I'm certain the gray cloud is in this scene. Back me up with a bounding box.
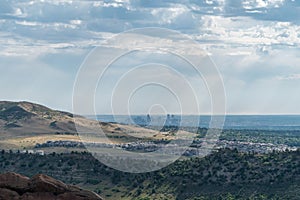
[0,0,300,114]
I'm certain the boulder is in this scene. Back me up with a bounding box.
[0,172,103,200]
[0,172,30,193]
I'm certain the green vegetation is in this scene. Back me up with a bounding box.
[0,148,299,199]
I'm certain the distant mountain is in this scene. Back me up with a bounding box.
[0,172,102,200]
[0,101,165,150]
[0,101,79,135]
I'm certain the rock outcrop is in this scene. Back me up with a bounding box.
[0,172,103,200]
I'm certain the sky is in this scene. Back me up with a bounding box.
[0,0,300,115]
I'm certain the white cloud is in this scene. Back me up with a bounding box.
[151,5,190,24]
[243,0,286,9]
[277,74,300,81]
[194,15,300,55]
[13,7,26,17]
[15,20,40,26]
[70,19,82,25]
[226,51,252,56]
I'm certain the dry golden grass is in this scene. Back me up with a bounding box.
[2,135,80,149]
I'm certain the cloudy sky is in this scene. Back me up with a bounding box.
[1,0,300,114]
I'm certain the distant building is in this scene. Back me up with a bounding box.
[27,150,34,154]
[35,150,45,156]
[20,149,45,156]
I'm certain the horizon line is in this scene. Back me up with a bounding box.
[85,113,300,116]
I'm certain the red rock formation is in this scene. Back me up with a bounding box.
[0,172,103,200]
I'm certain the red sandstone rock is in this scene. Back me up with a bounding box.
[0,172,103,200]
[0,172,30,192]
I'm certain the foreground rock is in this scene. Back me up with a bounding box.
[0,172,103,200]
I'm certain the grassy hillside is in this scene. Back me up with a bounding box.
[0,101,175,151]
[0,148,299,199]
